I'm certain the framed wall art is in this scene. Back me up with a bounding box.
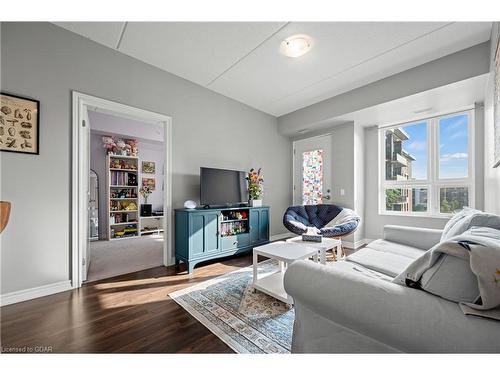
[0,92,40,155]
[142,178,156,190]
[494,36,500,168]
[141,161,156,174]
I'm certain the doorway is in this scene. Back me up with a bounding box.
[72,92,172,288]
[293,135,333,205]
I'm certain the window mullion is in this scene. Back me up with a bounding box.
[430,117,437,215]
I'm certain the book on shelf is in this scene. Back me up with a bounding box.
[110,171,137,186]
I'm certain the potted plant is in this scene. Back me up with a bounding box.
[246,168,263,207]
[139,186,153,216]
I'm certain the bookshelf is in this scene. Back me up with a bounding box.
[106,155,139,240]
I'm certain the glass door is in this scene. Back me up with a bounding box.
[293,135,332,205]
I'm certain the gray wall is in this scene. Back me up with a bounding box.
[484,22,500,215]
[0,22,291,295]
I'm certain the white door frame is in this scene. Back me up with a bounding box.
[71,91,173,288]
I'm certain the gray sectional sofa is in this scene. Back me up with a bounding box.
[284,224,500,353]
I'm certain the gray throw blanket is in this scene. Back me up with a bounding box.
[393,227,500,320]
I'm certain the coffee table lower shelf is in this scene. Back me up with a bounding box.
[252,271,291,305]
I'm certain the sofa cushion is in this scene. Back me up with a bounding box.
[441,207,500,241]
[419,254,479,303]
[346,241,421,277]
[367,239,424,259]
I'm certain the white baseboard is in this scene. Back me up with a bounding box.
[270,233,293,241]
[0,280,73,307]
[342,239,368,249]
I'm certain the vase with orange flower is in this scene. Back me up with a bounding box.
[246,168,264,207]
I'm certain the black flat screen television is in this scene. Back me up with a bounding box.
[200,167,248,207]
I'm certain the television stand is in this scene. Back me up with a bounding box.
[174,205,270,273]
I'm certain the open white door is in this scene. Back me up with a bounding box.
[81,106,90,282]
[293,135,333,205]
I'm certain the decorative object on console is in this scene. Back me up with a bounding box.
[183,200,197,209]
[142,161,156,174]
[247,168,263,207]
[1,92,39,155]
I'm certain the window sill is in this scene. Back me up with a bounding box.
[378,211,452,220]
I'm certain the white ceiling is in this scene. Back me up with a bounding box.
[54,22,492,117]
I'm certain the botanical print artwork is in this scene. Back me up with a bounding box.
[141,161,155,174]
[142,177,155,190]
[0,93,39,154]
[302,149,324,205]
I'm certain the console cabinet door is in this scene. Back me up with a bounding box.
[189,212,220,257]
[258,208,269,242]
[249,209,260,244]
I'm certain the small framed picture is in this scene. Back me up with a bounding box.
[1,92,40,155]
[142,178,156,190]
[142,161,156,174]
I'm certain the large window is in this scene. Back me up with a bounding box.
[380,110,474,216]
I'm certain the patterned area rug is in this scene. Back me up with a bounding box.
[169,260,294,353]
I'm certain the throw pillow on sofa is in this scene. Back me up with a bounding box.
[419,253,479,303]
[441,207,500,241]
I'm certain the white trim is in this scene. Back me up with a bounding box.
[378,108,475,218]
[0,281,72,307]
[72,91,173,289]
[270,233,293,241]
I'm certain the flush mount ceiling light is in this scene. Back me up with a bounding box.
[280,35,313,58]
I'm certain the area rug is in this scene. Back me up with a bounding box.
[169,259,294,353]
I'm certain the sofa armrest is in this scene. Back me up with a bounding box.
[383,225,442,250]
[284,260,500,353]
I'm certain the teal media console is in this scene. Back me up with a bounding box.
[175,206,270,273]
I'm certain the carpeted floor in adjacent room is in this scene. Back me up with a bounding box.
[86,234,164,282]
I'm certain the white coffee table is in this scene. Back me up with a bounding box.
[286,236,343,264]
[252,241,318,306]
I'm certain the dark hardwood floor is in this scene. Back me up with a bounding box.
[1,254,255,353]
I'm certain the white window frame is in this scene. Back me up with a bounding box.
[378,109,475,218]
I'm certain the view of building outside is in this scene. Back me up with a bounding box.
[385,123,427,212]
[384,114,469,214]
